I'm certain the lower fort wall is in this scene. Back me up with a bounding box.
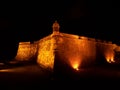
[14,34,118,69]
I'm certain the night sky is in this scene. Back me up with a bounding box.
[0,0,118,60]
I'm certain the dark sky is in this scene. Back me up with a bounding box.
[0,0,115,41]
[0,0,118,60]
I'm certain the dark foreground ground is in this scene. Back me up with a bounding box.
[0,61,120,89]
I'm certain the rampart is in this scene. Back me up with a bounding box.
[14,33,118,70]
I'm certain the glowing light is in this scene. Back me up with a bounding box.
[106,56,115,63]
[73,64,79,70]
[72,62,79,71]
[70,58,80,71]
[0,69,13,72]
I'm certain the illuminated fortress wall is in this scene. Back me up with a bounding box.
[36,35,55,69]
[15,33,118,70]
[53,34,118,69]
[14,21,119,70]
[15,42,37,61]
[54,33,96,68]
[96,41,117,63]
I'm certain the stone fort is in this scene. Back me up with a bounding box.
[14,21,120,70]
